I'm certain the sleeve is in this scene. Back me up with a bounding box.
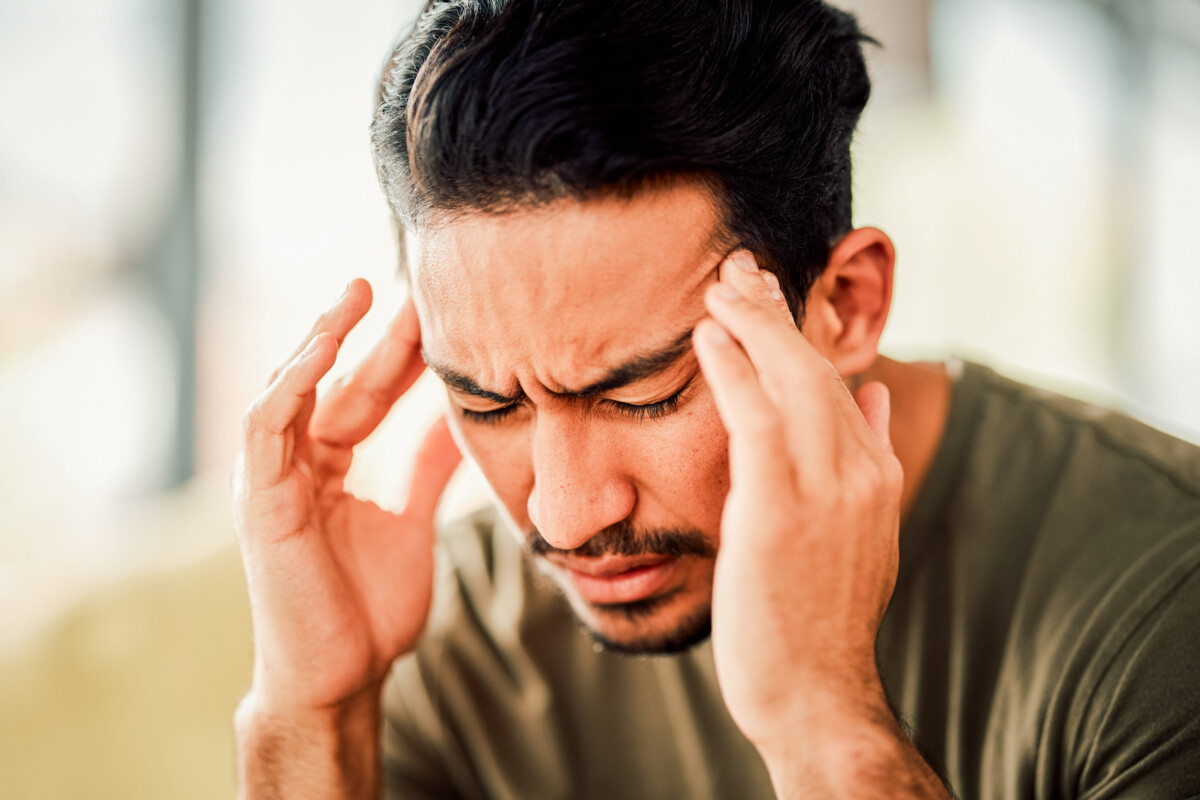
[1074,565,1200,800]
[380,652,462,800]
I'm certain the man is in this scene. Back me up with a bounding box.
[232,1,1200,798]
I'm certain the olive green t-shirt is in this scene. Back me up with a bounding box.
[382,359,1200,799]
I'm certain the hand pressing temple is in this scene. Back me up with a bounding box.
[233,280,460,799]
[696,253,950,799]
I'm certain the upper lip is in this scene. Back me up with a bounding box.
[544,553,673,577]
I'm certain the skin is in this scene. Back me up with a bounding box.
[411,187,730,651]
[233,182,952,798]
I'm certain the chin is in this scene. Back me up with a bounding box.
[569,588,714,656]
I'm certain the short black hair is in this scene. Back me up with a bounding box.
[371,0,874,315]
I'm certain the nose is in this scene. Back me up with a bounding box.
[527,412,636,551]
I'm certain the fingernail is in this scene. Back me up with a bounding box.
[301,335,325,359]
[763,272,785,302]
[328,283,351,310]
[730,251,758,273]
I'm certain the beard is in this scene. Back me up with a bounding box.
[524,519,717,655]
[585,603,713,655]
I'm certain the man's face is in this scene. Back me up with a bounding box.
[411,183,734,654]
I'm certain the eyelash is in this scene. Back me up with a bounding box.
[460,388,685,425]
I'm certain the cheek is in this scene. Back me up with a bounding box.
[631,394,731,526]
[447,412,535,524]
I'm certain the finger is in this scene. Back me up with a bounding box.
[853,380,893,452]
[715,254,854,419]
[713,254,825,376]
[269,278,373,385]
[705,280,840,462]
[309,298,425,448]
[693,320,794,498]
[717,250,797,326]
[714,254,825,404]
[761,271,794,322]
[399,416,463,526]
[713,279,892,459]
[242,333,339,488]
[712,253,891,462]
[715,256,897,464]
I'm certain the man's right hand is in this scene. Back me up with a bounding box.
[232,277,460,728]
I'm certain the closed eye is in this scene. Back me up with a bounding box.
[602,389,683,421]
[459,404,520,425]
[459,386,687,425]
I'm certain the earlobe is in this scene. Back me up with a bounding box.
[818,228,895,377]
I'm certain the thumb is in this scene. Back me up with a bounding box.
[400,415,463,525]
[853,380,893,452]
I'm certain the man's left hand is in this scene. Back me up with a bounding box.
[694,251,926,792]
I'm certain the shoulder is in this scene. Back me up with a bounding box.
[935,362,1200,628]
[955,363,1200,795]
[960,360,1200,503]
[972,362,1200,624]
[941,361,1200,578]
[958,360,1200,637]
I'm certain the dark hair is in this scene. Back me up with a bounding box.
[371,0,874,315]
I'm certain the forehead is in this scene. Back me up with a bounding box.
[409,183,726,393]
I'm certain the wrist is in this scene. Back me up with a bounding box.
[751,681,950,800]
[244,673,386,726]
[751,672,893,765]
[235,688,383,800]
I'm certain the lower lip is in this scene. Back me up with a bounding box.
[561,558,680,605]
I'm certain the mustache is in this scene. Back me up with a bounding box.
[525,519,717,560]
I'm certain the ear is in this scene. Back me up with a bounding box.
[801,227,895,377]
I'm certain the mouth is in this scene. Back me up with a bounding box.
[545,553,681,605]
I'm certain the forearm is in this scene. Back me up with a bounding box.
[235,688,383,800]
[757,688,952,800]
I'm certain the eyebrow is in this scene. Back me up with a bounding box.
[422,327,696,404]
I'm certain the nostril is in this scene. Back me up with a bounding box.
[526,485,543,531]
[529,420,638,549]
[527,478,637,553]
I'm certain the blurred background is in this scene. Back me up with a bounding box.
[0,0,1197,796]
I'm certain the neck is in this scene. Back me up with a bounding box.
[855,356,952,523]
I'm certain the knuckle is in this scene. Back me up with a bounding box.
[883,458,905,502]
[883,454,904,488]
[361,377,397,410]
[740,406,783,441]
[242,397,270,438]
[852,454,903,510]
[798,484,837,518]
[839,457,883,504]
[758,369,788,404]
[740,293,776,323]
[266,352,299,392]
[862,458,889,495]
[327,373,351,394]
[309,308,340,340]
[307,310,332,338]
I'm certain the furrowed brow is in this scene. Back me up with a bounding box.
[421,350,522,404]
[567,328,695,397]
[421,327,695,404]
